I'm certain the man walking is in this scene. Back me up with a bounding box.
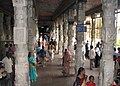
[89,46,95,70]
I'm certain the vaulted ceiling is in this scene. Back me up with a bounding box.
[0,0,101,26]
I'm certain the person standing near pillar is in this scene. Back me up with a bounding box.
[95,44,101,68]
[48,39,55,61]
[85,41,89,59]
[73,67,87,86]
[28,52,37,83]
[62,49,71,76]
[89,46,95,70]
[2,52,13,86]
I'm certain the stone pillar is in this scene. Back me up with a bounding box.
[5,15,12,40]
[56,22,59,54]
[91,14,95,46]
[58,18,64,55]
[28,0,36,52]
[34,18,39,45]
[12,0,30,86]
[51,23,56,40]
[75,1,86,72]
[99,0,116,86]
[0,13,5,57]
[67,9,75,58]
[63,13,68,50]
[0,13,5,41]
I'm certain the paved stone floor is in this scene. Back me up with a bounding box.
[31,54,99,86]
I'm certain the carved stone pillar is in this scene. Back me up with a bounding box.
[75,2,86,72]
[99,0,116,86]
[58,18,64,55]
[0,13,5,57]
[63,13,68,50]
[12,0,30,86]
[28,0,36,52]
[67,9,75,58]
[0,13,5,41]
[55,21,59,54]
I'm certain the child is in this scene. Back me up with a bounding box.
[86,75,96,86]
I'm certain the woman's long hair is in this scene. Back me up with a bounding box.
[77,67,85,76]
[28,52,32,58]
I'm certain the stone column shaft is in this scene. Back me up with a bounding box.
[58,19,63,54]
[12,0,30,86]
[99,0,116,86]
[67,9,75,57]
[63,21,68,49]
[0,13,5,57]
[75,2,85,71]
[0,13,5,40]
[54,21,59,54]
[28,0,36,52]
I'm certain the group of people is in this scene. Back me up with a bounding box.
[73,67,96,86]
[28,45,47,83]
[73,67,120,86]
[0,43,16,86]
[48,39,57,61]
[84,41,102,70]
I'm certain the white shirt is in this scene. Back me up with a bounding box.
[95,47,101,56]
[89,49,95,59]
[2,57,13,73]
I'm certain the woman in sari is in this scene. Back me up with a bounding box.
[73,67,87,86]
[28,52,37,83]
[62,49,71,76]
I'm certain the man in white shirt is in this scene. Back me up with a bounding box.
[89,46,95,70]
[2,52,13,86]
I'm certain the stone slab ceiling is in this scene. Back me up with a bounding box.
[0,0,101,24]
[38,0,101,25]
[36,0,63,21]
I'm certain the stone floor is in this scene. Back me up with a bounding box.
[31,54,99,86]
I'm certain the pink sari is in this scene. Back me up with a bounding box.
[62,50,70,76]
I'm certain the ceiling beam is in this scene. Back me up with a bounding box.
[53,0,76,20]
[85,4,102,16]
